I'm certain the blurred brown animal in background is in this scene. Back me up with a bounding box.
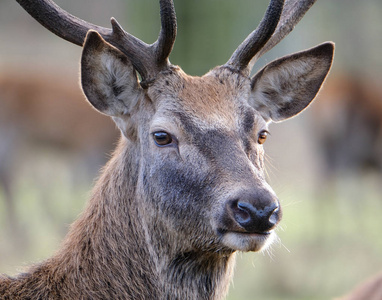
[339,272,382,300]
[313,73,382,179]
[0,68,118,245]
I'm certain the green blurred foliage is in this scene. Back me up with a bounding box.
[125,0,269,75]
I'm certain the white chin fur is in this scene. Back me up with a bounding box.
[221,231,277,252]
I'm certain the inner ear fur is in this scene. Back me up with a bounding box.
[250,42,334,122]
[81,30,142,117]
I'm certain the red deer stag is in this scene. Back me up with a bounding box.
[0,0,334,299]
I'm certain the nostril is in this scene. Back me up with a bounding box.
[234,201,260,229]
[230,200,251,224]
[236,201,258,221]
[269,206,280,225]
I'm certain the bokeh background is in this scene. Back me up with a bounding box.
[1,0,382,299]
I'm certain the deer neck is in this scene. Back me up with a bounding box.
[43,139,157,298]
[161,251,236,300]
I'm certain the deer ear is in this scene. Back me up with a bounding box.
[250,42,334,122]
[81,30,142,117]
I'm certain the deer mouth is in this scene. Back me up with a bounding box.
[218,229,276,252]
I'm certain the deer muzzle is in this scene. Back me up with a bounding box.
[218,188,282,252]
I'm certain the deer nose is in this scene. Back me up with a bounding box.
[227,192,281,234]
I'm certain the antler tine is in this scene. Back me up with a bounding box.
[225,0,284,74]
[16,0,177,84]
[254,0,317,60]
[155,0,177,66]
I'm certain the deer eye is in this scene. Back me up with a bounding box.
[257,130,269,145]
[153,131,173,146]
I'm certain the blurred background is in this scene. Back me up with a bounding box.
[0,0,381,299]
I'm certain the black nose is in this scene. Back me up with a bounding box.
[227,192,281,233]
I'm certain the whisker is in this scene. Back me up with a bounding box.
[264,153,278,179]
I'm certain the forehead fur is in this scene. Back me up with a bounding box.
[148,67,253,131]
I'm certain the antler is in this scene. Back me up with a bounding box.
[255,0,317,59]
[226,0,284,73]
[226,0,317,75]
[15,0,177,85]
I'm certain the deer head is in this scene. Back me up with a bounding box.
[16,0,333,254]
[10,1,333,298]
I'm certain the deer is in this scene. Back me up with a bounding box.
[0,0,334,299]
